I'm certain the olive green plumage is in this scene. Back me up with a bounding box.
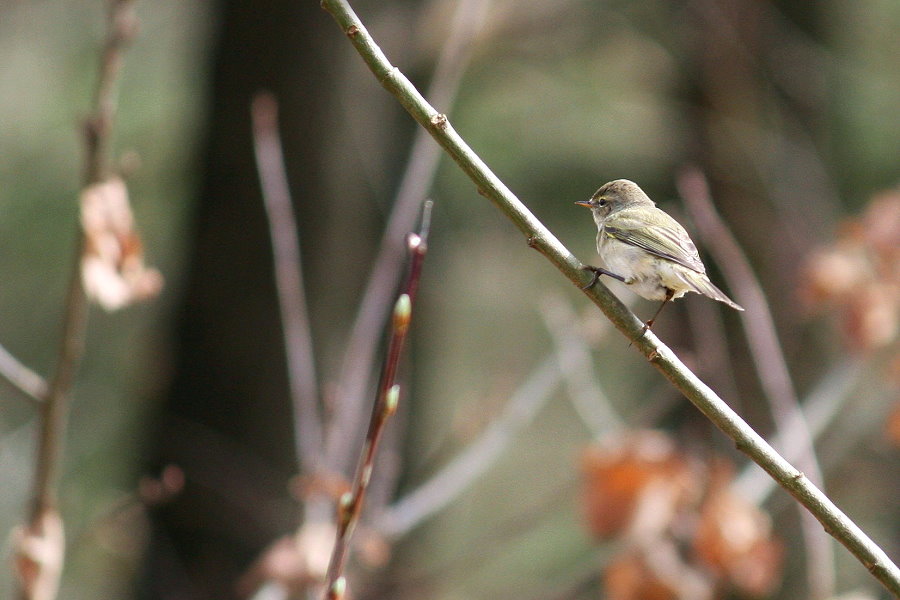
[576,179,743,326]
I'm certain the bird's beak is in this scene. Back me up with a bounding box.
[574,199,594,208]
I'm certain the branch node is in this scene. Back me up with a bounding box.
[429,113,448,130]
[346,24,359,38]
[526,235,538,248]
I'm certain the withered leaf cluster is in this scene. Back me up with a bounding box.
[79,177,162,311]
[581,430,782,600]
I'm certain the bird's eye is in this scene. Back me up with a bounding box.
[597,199,607,207]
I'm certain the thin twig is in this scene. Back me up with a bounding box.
[17,2,137,599]
[683,285,741,403]
[0,343,47,402]
[375,299,626,539]
[326,0,490,476]
[677,168,834,599]
[318,2,900,594]
[374,354,560,539]
[733,358,864,503]
[321,201,432,600]
[251,92,323,475]
[540,294,625,438]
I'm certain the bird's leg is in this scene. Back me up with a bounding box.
[642,288,675,334]
[581,265,626,290]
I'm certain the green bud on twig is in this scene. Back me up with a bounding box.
[337,492,354,528]
[393,294,411,333]
[329,576,346,600]
[384,384,400,416]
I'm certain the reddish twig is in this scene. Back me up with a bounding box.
[321,201,432,600]
[251,92,324,475]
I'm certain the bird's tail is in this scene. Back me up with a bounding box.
[685,273,744,311]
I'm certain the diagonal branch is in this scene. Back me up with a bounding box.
[318,1,900,595]
[31,0,135,534]
[0,343,47,402]
[375,355,560,539]
[326,0,490,476]
[540,294,625,438]
[251,92,323,475]
[677,167,834,599]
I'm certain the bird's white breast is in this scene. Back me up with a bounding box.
[597,229,691,301]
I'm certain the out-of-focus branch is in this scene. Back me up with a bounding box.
[0,343,47,402]
[326,0,490,476]
[16,2,137,599]
[684,290,741,402]
[319,1,900,594]
[375,355,559,539]
[540,294,624,438]
[677,168,834,599]
[376,297,624,539]
[734,358,864,503]
[321,202,432,600]
[251,92,323,475]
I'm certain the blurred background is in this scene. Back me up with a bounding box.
[0,0,897,599]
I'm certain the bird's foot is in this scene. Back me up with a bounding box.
[580,265,626,290]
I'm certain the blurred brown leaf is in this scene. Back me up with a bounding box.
[13,508,64,600]
[800,189,900,352]
[604,547,714,600]
[80,177,163,311]
[692,464,783,598]
[582,436,783,599]
[580,430,697,540]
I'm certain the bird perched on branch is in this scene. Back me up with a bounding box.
[576,179,743,330]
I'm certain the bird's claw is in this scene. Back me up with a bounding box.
[581,266,602,290]
[580,265,626,290]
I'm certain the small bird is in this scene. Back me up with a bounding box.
[576,179,743,330]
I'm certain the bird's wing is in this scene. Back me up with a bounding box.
[603,208,706,273]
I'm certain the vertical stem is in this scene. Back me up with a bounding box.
[321,202,432,599]
[18,3,137,599]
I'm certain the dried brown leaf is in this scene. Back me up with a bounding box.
[80,178,162,310]
[692,469,783,598]
[13,508,65,600]
[580,430,697,540]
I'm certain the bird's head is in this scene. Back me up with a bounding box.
[575,179,654,218]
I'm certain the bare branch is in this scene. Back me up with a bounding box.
[319,1,900,594]
[677,168,834,599]
[0,343,47,402]
[321,201,432,600]
[376,295,628,539]
[251,91,323,475]
[540,294,625,438]
[326,0,490,476]
[16,2,137,599]
[733,358,864,502]
[375,354,560,539]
